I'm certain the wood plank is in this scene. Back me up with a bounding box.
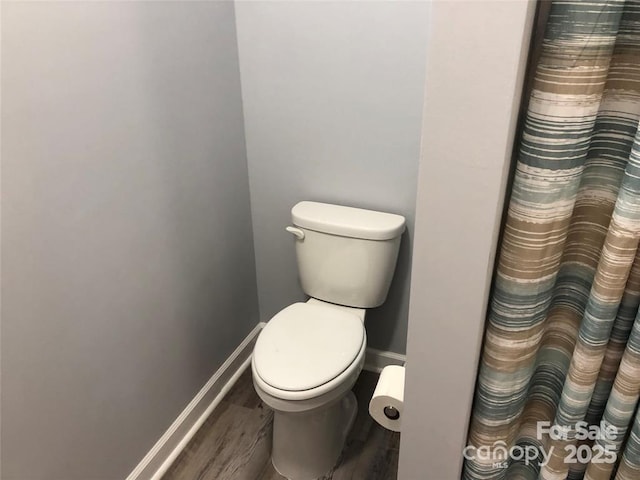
[163,369,399,480]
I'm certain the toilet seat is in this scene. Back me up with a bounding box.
[252,302,366,401]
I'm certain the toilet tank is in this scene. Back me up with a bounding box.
[289,201,406,308]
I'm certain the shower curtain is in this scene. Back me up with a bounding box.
[463,1,640,480]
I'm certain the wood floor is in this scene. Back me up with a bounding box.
[163,369,400,480]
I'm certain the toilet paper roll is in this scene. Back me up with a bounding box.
[369,365,405,432]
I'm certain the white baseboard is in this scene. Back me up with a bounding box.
[364,347,406,373]
[126,322,265,480]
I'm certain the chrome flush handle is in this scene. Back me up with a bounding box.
[285,226,305,240]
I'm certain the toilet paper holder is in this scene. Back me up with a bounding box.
[383,405,400,420]
[369,363,405,432]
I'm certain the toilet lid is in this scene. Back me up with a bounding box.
[253,302,365,392]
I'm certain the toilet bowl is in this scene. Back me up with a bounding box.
[251,300,366,480]
[251,201,405,480]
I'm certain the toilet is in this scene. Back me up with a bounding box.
[251,201,405,480]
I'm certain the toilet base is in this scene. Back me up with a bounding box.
[271,391,358,480]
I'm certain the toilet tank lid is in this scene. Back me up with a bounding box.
[291,201,406,241]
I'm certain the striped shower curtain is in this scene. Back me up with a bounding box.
[463,1,640,480]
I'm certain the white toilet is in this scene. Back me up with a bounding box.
[251,201,405,480]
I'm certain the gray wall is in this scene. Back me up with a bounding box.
[235,1,429,353]
[1,2,258,479]
[398,1,536,478]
